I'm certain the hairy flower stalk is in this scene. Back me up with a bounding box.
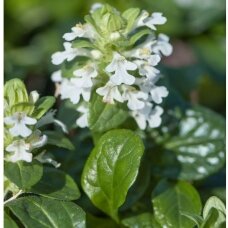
[51,3,173,129]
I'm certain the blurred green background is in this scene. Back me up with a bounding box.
[4,0,225,113]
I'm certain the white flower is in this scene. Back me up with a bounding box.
[131,103,164,129]
[91,50,102,59]
[106,52,137,85]
[122,85,148,110]
[143,13,167,30]
[148,106,164,128]
[96,81,123,104]
[51,42,89,65]
[76,105,89,128]
[135,11,166,30]
[73,63,98,87]
[28,130,48,149]
[63,23,95,41]
[51,70,62,82]
[151,34,173,56]
[150,86,169,104]
[6,140,32,163]
[29,91,39,103]
[60,79,91,104]
[4,112,37,138]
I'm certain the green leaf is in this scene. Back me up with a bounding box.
[7,196,86,228]
[72,39,96,49]
[203,196,226,218]
[4,212,19,228]
[181,212,203,227]
[129,28,152,46]
[152,180,202,228]
[201,208,225,228]
[122,213,161,228]
[44,130,75,150]
[81,129,144,222]
[151,106,225,180]
[122,8,140,32]
[4,79,28,107]
[30,167,80,201]
[87,214,119,228]
[88,93,128,133]
[10,102,35,116]
[33,96,55,119]
[4,161,43,190]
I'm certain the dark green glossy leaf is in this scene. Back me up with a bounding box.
[152,180,202,228]
[44,130,75,150]
[122,213,161,228]
[30,167,80,201]
[181,212,203,227]
[4,161,43,190]
[81,129,144,222]
[7,196,86,228]
[151,106,225,180]
[86,214,119,228]
[88,93,128,133]
[4,212,18,228]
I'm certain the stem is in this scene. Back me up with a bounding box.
[4,190,23,205]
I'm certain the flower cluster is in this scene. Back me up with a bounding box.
[51,3,172,129]
[4,80,50,163]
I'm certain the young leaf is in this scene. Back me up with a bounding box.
[129,28,152,46]
[4,79,28,107]
[33,96,56,119]
[44,130,75,150]
[4,212,19,228]
[122,8,140,32]
[72,39,95,49]
[4,161,43,190]
[152,180,202,228]
[151,106,225,180]
[81,129,144,222]
[7,196,86,228]
[88,93,128,133]
[122,213,160,228]
[30,167,80,201]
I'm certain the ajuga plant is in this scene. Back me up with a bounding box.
[4,3,226,228]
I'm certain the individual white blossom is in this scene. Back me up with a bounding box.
[4,112,37,138]
[135,11,167,30]
[51,42,89,65]
[28,130,48,149]
[150,86,169,104]
[76,104,89,128]
[73,63,98,87]
[63,23,95,41]
[90,3,104,13]
[131,103,164,129]
[51,70,62,82]
[60,79,91,104]
[6,140,32,163]
[152,34,173,56]
[143,13,167,30]
[96,81,123,104]
[106,52,137,85]
[122,85,148,110]
[29,91,39,103]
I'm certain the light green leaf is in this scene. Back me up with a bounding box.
[4,79,28,107]
[7,196,86,228]
[72,39,96,49]
[181,212,203,227]
[122,8,140,32]
[152,180,202,228]
[81,129,144,222]
[33,96,56,119]
[4,161,43,190]
[30,167,80,201]
[44,130,75,150]
[122,213,161,228]
[129,28,152,46]
[88,93,128,133]
[151,106,225,180]
[10,102,35,116]
[203,196,226,218]
[4,212,19,228]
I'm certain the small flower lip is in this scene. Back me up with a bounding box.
[4,112,37,138]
